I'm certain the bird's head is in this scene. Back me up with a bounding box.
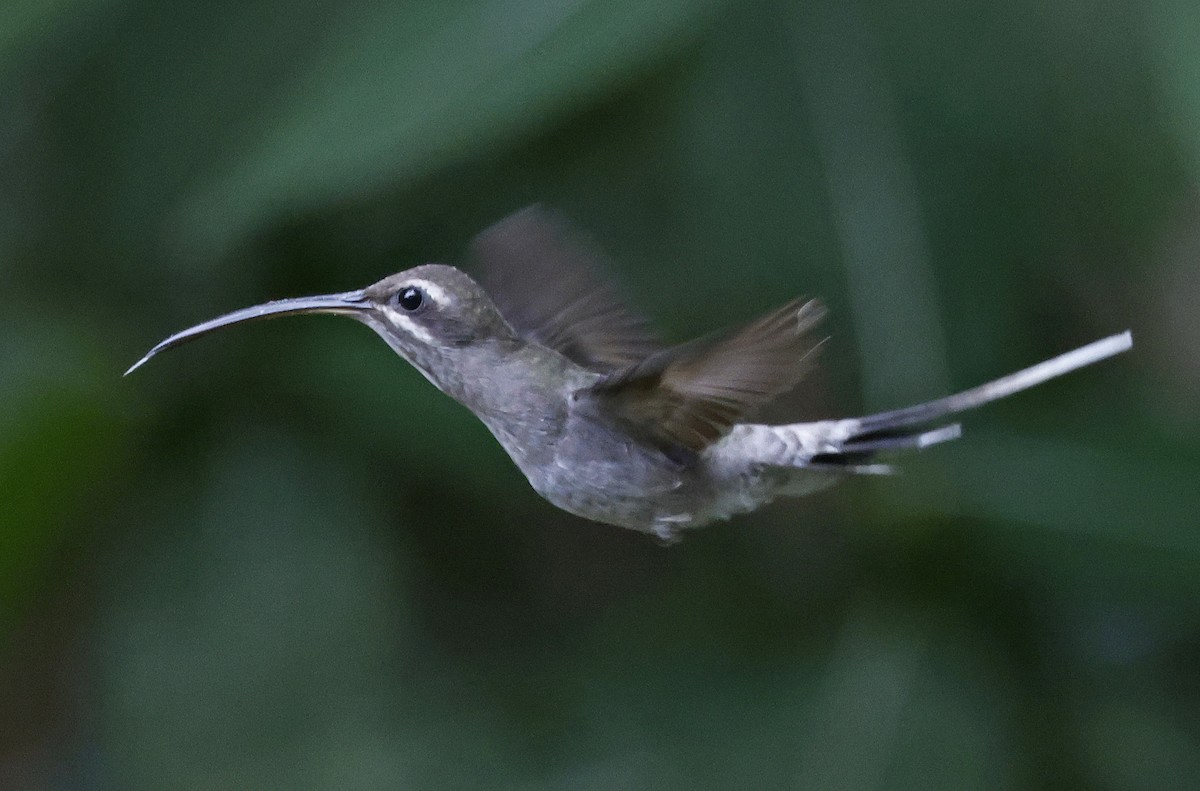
[126,264,520,393]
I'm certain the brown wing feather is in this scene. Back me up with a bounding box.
[470,206,661,370]
[586,298,827,453]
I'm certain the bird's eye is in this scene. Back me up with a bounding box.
[397,286,424,311]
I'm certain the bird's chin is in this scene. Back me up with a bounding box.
[353,314,448,388]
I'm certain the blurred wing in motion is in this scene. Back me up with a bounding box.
[584,298,827,455]
[471,205,662,370]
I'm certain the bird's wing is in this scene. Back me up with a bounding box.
[470,205,662,371]
[581,298,827,455]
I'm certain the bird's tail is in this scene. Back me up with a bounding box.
[756,331,1132,478]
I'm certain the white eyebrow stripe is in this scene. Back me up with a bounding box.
[377,304,435,343]
[407,278,451,305]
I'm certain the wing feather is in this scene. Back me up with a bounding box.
[471,206,661,370]
[585,298,827,454]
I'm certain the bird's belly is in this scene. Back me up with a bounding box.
[533,455,785,535]
[514,428,703,531]
[527,458,687,532]
[486,417,774,534]
[532,466,784,536]
[478,417,676,531]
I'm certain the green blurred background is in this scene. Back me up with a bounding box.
[2,0,1198,788]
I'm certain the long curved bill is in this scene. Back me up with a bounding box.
[124,290,371,376]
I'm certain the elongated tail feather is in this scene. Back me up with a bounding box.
[798,330,1132,472]
[840,423,962,454]
[853,331,1132,436]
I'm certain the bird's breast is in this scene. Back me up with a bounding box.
[522,414,699,530]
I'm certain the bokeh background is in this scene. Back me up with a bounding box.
[2,0,1198,788]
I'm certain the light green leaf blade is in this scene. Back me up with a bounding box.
[174,0,732,255]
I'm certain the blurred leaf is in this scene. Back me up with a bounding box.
[97,429,418,789]
[0,316,128,624]
[939,430,1200,555]
[0,0,122,63]
[792,602,1022,791]
[174,0,731,257]
[1150,0,1200,182]
[1081,699,1200,791]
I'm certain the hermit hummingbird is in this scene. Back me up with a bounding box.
[127,207,1133,541]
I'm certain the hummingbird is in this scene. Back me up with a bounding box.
[127,207,1133,542]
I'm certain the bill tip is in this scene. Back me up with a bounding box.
[124,353,152,377]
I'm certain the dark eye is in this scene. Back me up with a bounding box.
[397,286,424,311]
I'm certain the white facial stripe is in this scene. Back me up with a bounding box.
[378,304,435,343]
[406,278,451,305]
